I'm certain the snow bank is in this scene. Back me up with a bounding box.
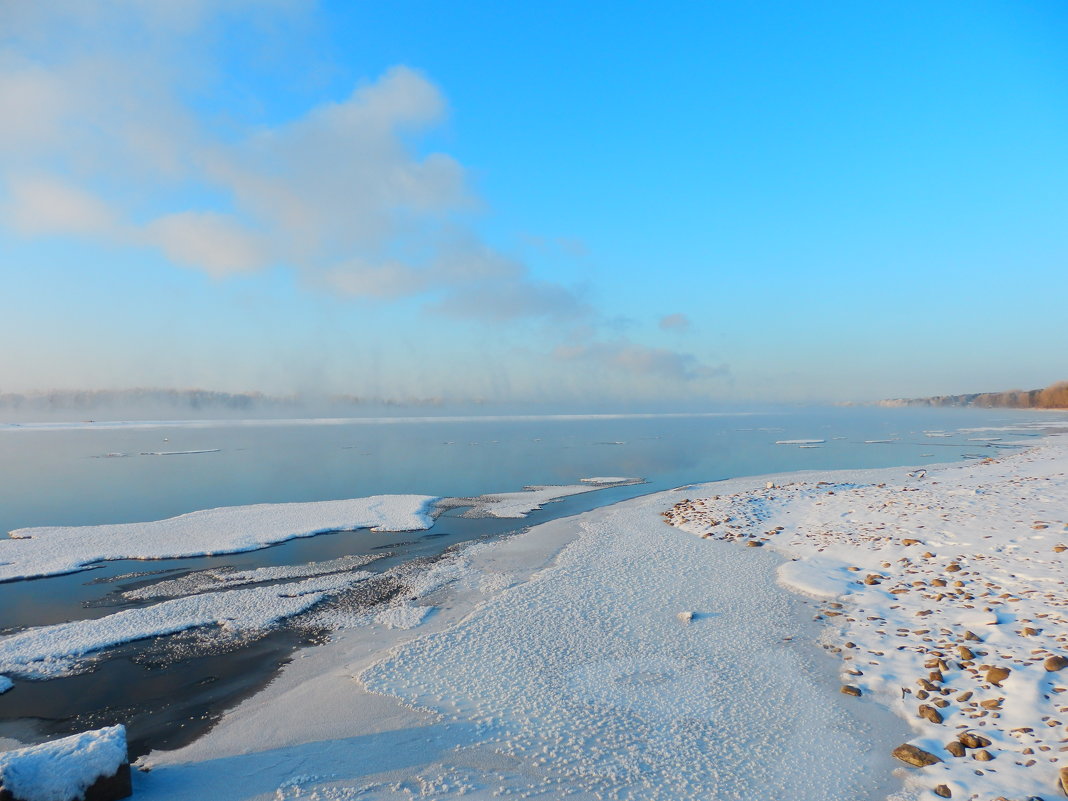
[0,725,127,801]
[776,558,851,600]
[0,495,437,581]
[0,675,10,694]
[0,573,368,678]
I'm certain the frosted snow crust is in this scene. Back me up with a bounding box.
[0,495,437,581]
[0,725,126,801]
[360,496,897,800]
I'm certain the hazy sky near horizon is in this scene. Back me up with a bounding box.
[2,1,1067,404]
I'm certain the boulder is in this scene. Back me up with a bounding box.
[918,704,943,724]
[1044,655,1068,672]
[985,666,1011,686]
[892,743,942,767]
[958,731,991,749]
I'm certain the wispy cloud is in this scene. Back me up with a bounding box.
[0,1,725,393]
[658,313,692,333]
[553,341,728,383]
[0,9,575,321]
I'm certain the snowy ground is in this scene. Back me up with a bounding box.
[134,483,910,800]
[666,432,1068,800]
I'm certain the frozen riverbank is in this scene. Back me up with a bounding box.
[666,433,1068,800]
[6,414,1063,799]
[137,483,915,799]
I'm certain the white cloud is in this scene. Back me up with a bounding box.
[3,175,119,237]
[320,259,429,299]
[0,3,719,400]
[144,212,268,277]
[0,11,582,322]
[659,312,691,332]
[553,340,728,383]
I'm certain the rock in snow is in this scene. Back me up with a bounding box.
[891,743,942,767]
[0,726,130,801]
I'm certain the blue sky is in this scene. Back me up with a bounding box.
[2,1,1066,404]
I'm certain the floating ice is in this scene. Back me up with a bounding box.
[457,478,642,518]
[0,495,437,582]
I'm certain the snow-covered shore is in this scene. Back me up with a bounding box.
[135,483,917,799]
[666,433,1068,800]
[10,430,1064,799]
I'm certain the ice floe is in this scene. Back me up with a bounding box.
[450,478,642,518]
[0,495,437,582]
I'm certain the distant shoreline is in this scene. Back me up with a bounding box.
[879,380,1068,410]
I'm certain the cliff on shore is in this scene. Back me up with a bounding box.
[879,380,1068,409]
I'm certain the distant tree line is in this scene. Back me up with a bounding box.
[880,381,1068,409]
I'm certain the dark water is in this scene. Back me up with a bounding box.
[0,406,1064,756]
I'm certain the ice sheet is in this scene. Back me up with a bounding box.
[0,495,437,581]
[458,478,641,518]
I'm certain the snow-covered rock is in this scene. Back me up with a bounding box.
[0,725,130,801]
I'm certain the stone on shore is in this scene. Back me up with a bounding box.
[892,743,942,767]
[1044,655,1068,672]
[985,666,1011,686]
